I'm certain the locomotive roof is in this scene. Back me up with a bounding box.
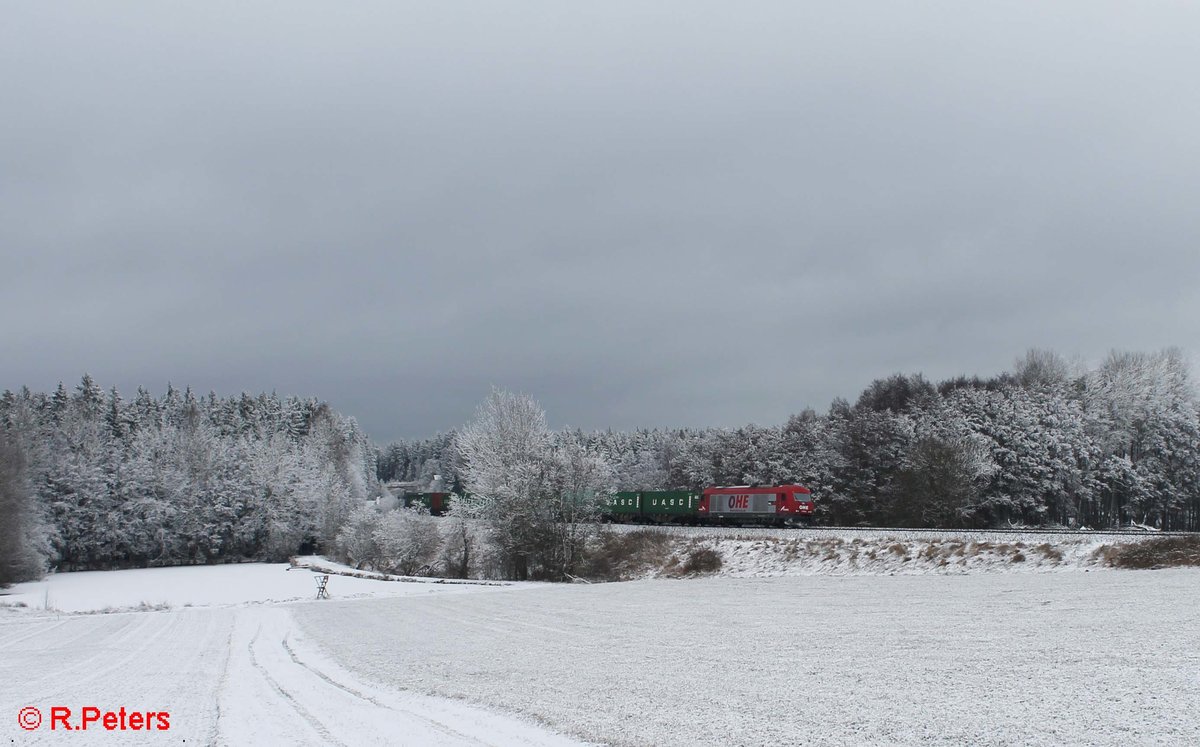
[705,483,810,492]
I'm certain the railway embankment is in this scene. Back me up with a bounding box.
[590,528,1200,580]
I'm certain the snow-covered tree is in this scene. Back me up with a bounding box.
[825,400,915,525]
[541,439,610,578]
[455,388,551,579]
[0,432,51,584]
[455,388,611,580]
[892,397,997,527]
[372,507,441,576]
[1083,348,1199,528]
[1013,348,1075,390]
[780,409,838,501]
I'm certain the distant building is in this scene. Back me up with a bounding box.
[384,479,424,494]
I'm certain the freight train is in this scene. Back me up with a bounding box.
[402,484,815,526]
[603,484,815,526]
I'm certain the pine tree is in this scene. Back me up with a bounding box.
[0,432,51,584]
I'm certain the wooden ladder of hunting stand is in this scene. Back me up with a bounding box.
[314,574,330,600]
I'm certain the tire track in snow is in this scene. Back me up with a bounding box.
[279,633,490,747]
[244,622,348,747]
[208,625,236,746]
[221,606,586,746]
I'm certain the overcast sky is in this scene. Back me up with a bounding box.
[2,2,1198,443]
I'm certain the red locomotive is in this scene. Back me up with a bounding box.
[699,484,815,525]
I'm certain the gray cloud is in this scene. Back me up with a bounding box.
[3,2,1199,441]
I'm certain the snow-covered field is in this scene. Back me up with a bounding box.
[0,564,580,746]
[4,561,1198,746]
[297,569,1200,746]
[0,561,500,614]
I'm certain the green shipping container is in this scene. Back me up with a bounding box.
[603,491,642,516]
[641,490,701,517]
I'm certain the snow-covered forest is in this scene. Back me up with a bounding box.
[379,349,1200,533]
[0,375,374,582]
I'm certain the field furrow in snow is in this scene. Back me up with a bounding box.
[0,607,231,744]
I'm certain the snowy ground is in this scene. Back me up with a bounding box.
[601,525,1170,577]
[705,534,1113,576]
[604,521,1171,545]
[0,564,581,746]
[0,561,501,613]
[4,562,1198,746]
[296,569,1200,746]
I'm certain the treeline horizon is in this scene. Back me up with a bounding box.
[3,347,1198,586]
[379,348,1200,532]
